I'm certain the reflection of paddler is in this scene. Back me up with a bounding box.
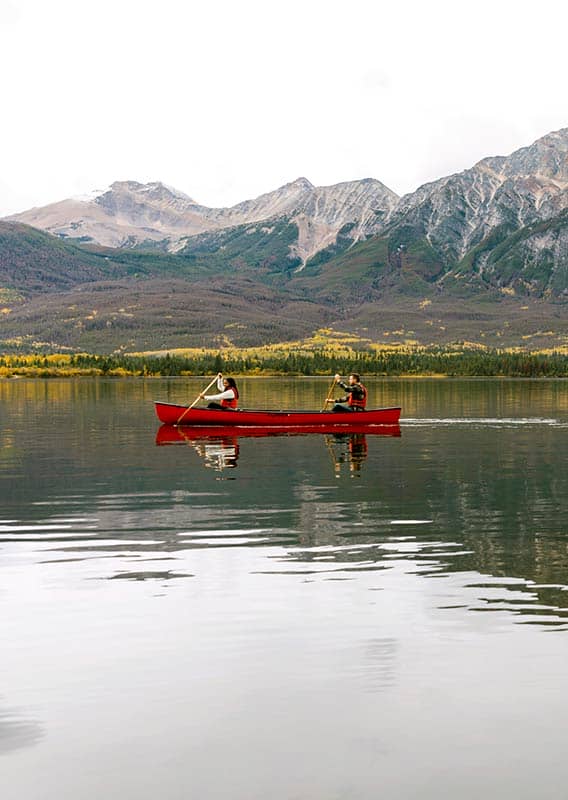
[348,433,368,473]
[192,437,240,471]
[326,433,368,476]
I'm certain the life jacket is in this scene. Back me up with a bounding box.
[348,382,367,410]
[221,386,239,409]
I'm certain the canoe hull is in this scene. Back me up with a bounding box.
[155,402,401,427]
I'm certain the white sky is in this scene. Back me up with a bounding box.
[0,0,566,215]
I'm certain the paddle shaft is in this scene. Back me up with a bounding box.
[176,375,219,425]
[322,376,338,411]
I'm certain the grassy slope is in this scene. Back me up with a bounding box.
[1,212,568,352]
[0,222,127,292]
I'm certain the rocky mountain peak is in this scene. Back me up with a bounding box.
[477,127,568,184]
[101,180,197,205]
[387,126,568,265]
[287,177,314,191]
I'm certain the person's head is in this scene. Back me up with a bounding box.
[348,373,361,385]
[223,377,237,390]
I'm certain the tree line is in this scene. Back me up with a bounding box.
[1,348,568,377]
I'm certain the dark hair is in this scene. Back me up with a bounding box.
[224,377,238,389]
[349,372,361,382]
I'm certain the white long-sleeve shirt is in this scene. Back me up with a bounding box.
[204,377,237,403]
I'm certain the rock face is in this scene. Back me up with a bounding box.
[386,128,568,264]
[7,177,399,262]
[373,127,568,298]
[288,179,397,266]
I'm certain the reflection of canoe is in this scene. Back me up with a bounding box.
[155,402,402,427]
[156,423,401,444]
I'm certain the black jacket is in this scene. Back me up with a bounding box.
[337,380,366,404]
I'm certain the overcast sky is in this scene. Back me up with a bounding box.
[0,0,566,216]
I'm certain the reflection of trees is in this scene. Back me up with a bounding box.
[385,378,568,419]
[428,432,568,624]
[423,428,568,587]
[281,423,568,625]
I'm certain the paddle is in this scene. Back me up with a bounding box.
[322,376,338,411]
[176,374,220,425]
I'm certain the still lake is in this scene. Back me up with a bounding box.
[1,376,568,799]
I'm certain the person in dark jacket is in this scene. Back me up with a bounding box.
[327,373,367,412]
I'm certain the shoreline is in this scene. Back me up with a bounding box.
[2,371,568,380]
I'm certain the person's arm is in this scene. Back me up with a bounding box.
[337,383,364,399]
[204,388,235,402]
[325,376,349,404]
[200,372,225,400]
[334,374,349,391]
[336,388,349,402]
[327,376,347,403]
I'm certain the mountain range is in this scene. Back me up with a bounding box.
[1,127,567,353]
[8,176,400,268]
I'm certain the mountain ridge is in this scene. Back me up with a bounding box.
[6,127,567,274]
[7,176,400,264]
[1,127,567,353]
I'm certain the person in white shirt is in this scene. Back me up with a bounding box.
[200,373,240,410]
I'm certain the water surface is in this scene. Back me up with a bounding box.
[1,377,567,799]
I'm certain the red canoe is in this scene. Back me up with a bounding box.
[155,402,402,427]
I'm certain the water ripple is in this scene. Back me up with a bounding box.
[403,417,561,426]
